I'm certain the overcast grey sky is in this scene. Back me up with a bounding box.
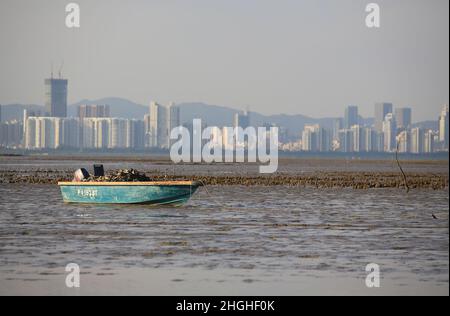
[0,0,448,120]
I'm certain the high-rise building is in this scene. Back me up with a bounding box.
[54,118,62,149]
[344,106,358,129]
[62,118,80,148]
[45,78,68,117]
[338,129,354,153]
[350,125,364,152]
[78,104,111,119]
[0,120,23,148]
[25,117,36,149]
[109,118,120,148]
[395,107,412,130]
[301,124,320,152]
[29,117,57,149]
[332,118,343,140]
[363,127,377,152]
[23,109,30,126]
[168,103,180,130]
[375,132,385,152]
[375,102,393,132]
[126,119,145,149]
[318,128,331,152]
[109,118,128,149]
[82,118,96,149]
[0,121,5,147]
[168,103,181,147]
[411,127,424,154]
[95,119,110,149]
[234,111,250,129]
[149,102,168,148]
[397,130,411,153]
[148,102,180,149]
[302,130,317,152]
[144,114,151,148]
[382,113,397,152]
[35,118,50,148]
[439,105,449,149]
[80,117,144,150]
[78,105,110,146]
[424,130,435,153]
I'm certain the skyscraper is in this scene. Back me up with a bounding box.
[95,119,110,149]
[110,118,127,149]
[24,117,36,149]
[411,127,424,154]
[82,118,96,149]
[144,114,151,148]
[351,124,363,152]
[78,104,111,119]
[344,105,358,129]
[27,117,60,149]
[168,103,181,147]
[338,129,354,153]
[318,128,331,152]
[397,130,411,153]
[363,127,377,152]
[62,118,80,148]
[439,104,449,149]
[424,130,435,153]
[127,119,145,149]
[301,125,319,152]
[300,125,331,152]
[0,120,23,148]
[375,102,393,132]
[395,107,412,130]
[332,118,343,140]
[382,113,397,152]
[45,78,68,117]
[375,132,385,152]
[149,102,168,148]
[149,101,181,149]
[78,104,110,146]
[234,111,250,129]
[23,109,29,131]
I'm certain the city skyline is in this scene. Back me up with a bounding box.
[0,0,448,121]
[2,100,448,154]
[0,94,446,124]
[0,62,448,153]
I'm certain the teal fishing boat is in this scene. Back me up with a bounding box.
[58,181,202,205]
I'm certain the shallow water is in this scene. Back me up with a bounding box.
[0,184,448,295]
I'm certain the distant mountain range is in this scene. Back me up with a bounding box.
[0,97,437,137]
[0,103,44,122]
[68,97,147,119]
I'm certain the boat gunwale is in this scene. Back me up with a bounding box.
[58,181,202,186]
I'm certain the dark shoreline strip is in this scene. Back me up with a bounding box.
[0,170,448,189]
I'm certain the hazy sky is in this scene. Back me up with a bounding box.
[0,0,448,121]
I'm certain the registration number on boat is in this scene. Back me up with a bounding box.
[77,189,98,199]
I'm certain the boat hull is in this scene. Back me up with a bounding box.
[58,181,201,205]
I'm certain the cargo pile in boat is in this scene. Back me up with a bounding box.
[88,169,151,182]
[72,166,151,182]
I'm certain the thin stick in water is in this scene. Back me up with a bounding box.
[396,142,410,193]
